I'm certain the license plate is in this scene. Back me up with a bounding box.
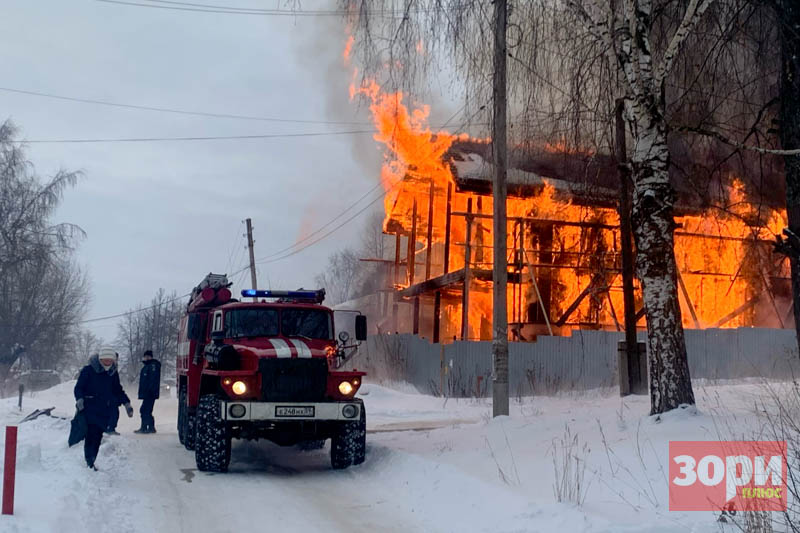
[275,406,315,417]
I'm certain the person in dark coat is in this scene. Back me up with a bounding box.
[135,350,161,434]
[74,346,133,469]
[105,352,122,435]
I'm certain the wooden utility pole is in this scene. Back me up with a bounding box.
[778,0,800,354]
[492,0,509,417]
[246,218,258,301]
[615,100,641,394]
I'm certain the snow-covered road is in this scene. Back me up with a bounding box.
[0,380,779,532]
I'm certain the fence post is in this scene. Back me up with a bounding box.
[2,426,18,515]
[17,385,23,412]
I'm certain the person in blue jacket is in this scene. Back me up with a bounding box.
[135,350,161,434]
[74,346,134,470]
[105,352,122,436]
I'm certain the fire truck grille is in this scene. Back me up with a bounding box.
[259,357,328,402]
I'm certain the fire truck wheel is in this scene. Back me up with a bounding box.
[179,386,196,451]
[178,385,187,445]
[185,412,196,451]
[353,404,366,465]
[330,402,366,469]
[195,395,231,473]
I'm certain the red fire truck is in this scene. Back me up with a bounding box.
[176,274,367,472]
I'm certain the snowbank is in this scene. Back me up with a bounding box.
[0,379,787,532]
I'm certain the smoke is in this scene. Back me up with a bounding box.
[291,1,382,182]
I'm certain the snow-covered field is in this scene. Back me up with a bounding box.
[0,379,785,532]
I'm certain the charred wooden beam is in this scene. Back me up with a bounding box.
[450,212,617,231]
[398,269,467,298]
[408,200,418,285]
[393,232,401,287]
[676,231,776,244]
[461,198,473,341]
[759,263,785,328]
[712,297,759,328]
[413,296,420,335]
[606,290,622,332]
[554,278,604,327]
[433,291,441,343]
[676,270,701,329]
[444,182,452,274]
[523,249,553,335]
[425,180,435,280]
[396,267,523,298]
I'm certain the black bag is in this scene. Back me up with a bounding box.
[68,410,88,447]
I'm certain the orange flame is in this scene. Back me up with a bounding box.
[343,35,355,64]
[349,55,789,339]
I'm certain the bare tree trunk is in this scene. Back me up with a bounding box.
[779,0,800,354]
[627,95,695,413]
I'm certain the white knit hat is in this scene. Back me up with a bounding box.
[98,346,117,360]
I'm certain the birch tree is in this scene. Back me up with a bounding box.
[0,120,89,386]
[562,1,716,411]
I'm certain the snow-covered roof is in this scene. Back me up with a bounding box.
[449,151,618,206]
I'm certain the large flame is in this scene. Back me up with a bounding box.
[349,71,789,340]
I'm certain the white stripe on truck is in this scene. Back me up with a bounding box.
[269,338,292,358]
[288,339,312,358]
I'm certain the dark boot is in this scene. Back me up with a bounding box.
[134,425,148,434]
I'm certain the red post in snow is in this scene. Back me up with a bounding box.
[2,426,17,515]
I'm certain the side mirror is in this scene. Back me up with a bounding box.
[338,331,350,344]
[211,330,225,345]
[355,315,367,341]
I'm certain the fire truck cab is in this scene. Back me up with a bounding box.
[176,273,367,472]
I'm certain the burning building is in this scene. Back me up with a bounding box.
[352,80,791,342]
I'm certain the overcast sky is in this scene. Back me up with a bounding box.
[1,0,405,341]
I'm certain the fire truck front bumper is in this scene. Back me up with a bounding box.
[220,401,361,422]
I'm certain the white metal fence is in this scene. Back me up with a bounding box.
[355,329,800,397]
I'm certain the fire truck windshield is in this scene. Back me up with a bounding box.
[224,308,279,338]
[281,309,332,340]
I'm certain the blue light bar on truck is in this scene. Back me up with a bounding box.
[241,289,325,303]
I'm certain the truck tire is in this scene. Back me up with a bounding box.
[185,412,196,451]
[330,402,366,469]
[353,404,366,465]
[178,386,187,446]
[195,395,231,473]
[180,387,196,451]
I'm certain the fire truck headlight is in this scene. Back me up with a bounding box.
[338,381,354,396]
[342,404,357,419]
[232,381,247,395]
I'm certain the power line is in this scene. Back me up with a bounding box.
[223,219,246,275]
[96,0,346,15]
[13,130,374,144]
[2,290,194,328]
[95,0,435,17]
[253,179,388,262]
[0,86,484,130]
[0,86,370,126]
[256,179,401,266]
